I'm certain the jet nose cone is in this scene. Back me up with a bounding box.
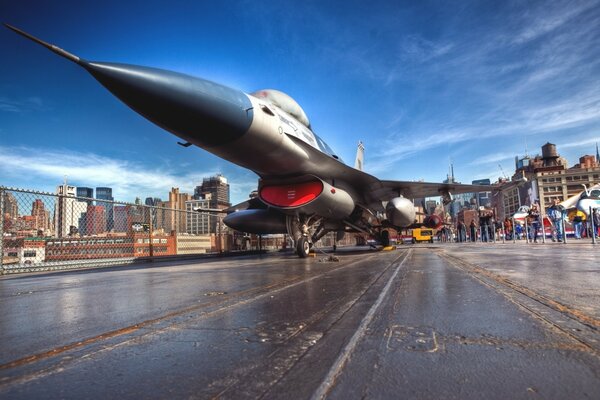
[84,62,253,147]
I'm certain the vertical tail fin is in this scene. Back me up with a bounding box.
[354,141,365,171]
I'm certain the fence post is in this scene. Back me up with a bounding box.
[217,214,221,253]
[149,206,154,258]
[512,217,516,243]
[0,187,4,275]
[524,217,529,243]
[541,214,546,244]
[562,216,568,244]
[591,207,596,245]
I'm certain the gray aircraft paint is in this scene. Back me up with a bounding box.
[6,23,496,256]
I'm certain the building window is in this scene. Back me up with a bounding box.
[23,250,37,258]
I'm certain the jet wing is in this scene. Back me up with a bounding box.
[223,197,267,213]
[370,180,496,202]
[277,136,496,204]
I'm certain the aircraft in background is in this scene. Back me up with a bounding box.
[6,24,493,257]
[560,183,600,217]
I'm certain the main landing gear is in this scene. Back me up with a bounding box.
[379,230,390,246]
[287,215,331,258]
[296,237,311,258]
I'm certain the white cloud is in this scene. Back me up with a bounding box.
[0,96,48,113]
[0,146,216,202]
[512,1,596,44]
[341,2,598,179]
[469,152,516,166]
[379,130,470,159]
[557,136,600,150]
[228,177,259,204]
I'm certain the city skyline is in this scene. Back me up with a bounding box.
[3,139,598,245]
[1,1,599,205]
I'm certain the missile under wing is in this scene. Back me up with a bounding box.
[6,24,495,257]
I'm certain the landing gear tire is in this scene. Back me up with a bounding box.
[297,237,310,258]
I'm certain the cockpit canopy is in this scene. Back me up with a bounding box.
[252,89,311,129]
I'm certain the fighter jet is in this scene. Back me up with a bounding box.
[560,183,600,217]
[6,24,494,257]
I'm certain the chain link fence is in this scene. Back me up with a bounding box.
[0,186,256,275]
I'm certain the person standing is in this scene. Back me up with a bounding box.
[480,218,489,242]
[571,210,585,239]
[503,217,512,240]
[528,204,541,243]
[490,217,497,242]
[469,220,477,242]
[547,198,564,242]
[515,222,523,240]
[457,220,466,242]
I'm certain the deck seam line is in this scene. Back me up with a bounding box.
[439,251,600,356]
[0,252,395,390]
[311,249,412,400]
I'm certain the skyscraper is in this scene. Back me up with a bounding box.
[95,187,113,201]
[144,197,162,206]
[31,199,49,232]
[472,179,492,208]
[186,199,211,234]
[144,197,162,228]
[76,187,94,204]
[85,205,107,235]
[55,184,87,237]
[194,174,230,233]
[194,174,230,207]
[3,192,18,220]
[113,205,129,232]
[96,187,114,232]
[165,188,192,233]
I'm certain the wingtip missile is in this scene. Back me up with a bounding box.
[4,23,85,65]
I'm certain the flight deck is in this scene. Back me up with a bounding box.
[1,243,599,399]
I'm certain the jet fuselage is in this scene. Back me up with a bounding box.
[6,23,493,256]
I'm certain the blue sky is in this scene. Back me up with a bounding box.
[1,0,599,205]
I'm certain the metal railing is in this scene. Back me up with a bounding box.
[0,186,250,274]
[3,186,597,274]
